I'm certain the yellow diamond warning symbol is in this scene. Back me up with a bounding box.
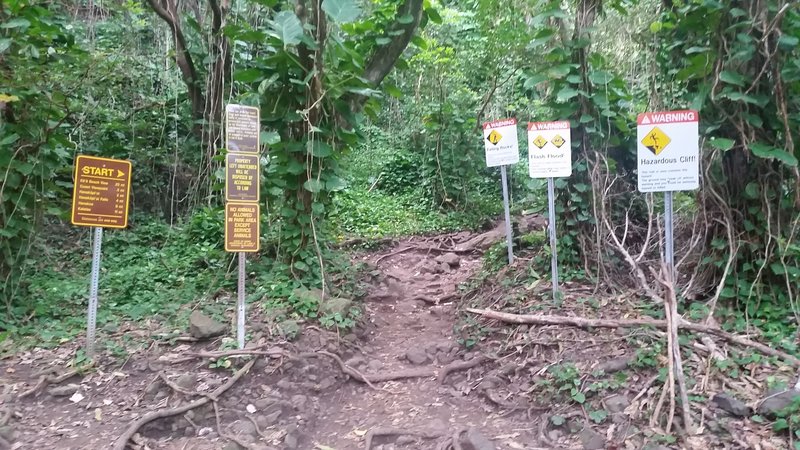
[487,130,502,145]
[641,127,671,156]
[533,135,547,149]
[551,134,565,148]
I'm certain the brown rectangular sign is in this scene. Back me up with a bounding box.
[225,104,260,153]
[225,153,259,202]
[71,155,132,228]
[225,203,260,252]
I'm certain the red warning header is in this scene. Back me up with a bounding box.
[483,118,517,130]
[528,120,570,131]
[637,110,699,126]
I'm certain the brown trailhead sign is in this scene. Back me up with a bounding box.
[226,153,259,202]
[71,155,132,228]
[225,203,260,252]
[226,104,260,153]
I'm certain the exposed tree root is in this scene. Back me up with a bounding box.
[364,426,446,449]
[437,355,490,384]
[465,308,800,367]
[17,366,83,400]
[111,358,256,450]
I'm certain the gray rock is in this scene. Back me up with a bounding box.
[579,427,605,450]
[257,410,282,428]
[405,348,429,365]
[223,442,245,450]
[49,383,80,397]
[345,356,366,368]
[176,373,196,391]
[396,436,416,445]
[291,394,308,411]
[284,428,300,449]
[712,392,751,417]
[438,263,452,274]
[189,310,226,339]
[595,356,633,374]
[460,427,496,450]
[435,253,461,267]
[367,360,383,372]
[758,389,800,416]
[0,425,15,441]
[231,419,257,437]
[277,320,300,340]
[319,297,353,316]
[604,394,630,414]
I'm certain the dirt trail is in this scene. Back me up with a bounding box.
[0,231,542,450]
[307,235,540,449]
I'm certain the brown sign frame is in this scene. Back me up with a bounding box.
[225,203,260,252]
[71,155,132,229]
[225,153,260,202]
[225,104,260,153]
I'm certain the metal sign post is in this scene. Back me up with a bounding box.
[225,103,261,350]
[528,121,571,300]
[500,165,514,264]
[482,118,520,266]
[547,177,559,295]
[237,252,246,349]
[86,227,103,359]
[71,155,132,360]
[664,191,674,281]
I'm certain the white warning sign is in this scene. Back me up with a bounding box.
[637,110,700,193]
[482,118,520,167]
[527,120,572,178]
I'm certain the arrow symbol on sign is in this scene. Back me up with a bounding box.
[117,170,125,178]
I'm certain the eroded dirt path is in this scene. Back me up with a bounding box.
[307,235,540,449]
[0,231,541,450]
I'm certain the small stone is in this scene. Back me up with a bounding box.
[291,394,308,411]
[49,384,80,397]
[184,427,194,437]
[595,356,633,374]
[396,436,416,445]
[367,360,383,372]
[437,352,456,365]
[405,348,429,365]
[231,419,258,437]
[579,427,605,450]
[435,253,461,267]
[246,404,257,414]
[459,427,496,450]
[758,389,800,416]
[0,425,15,441]
[604,394,630,414]
[284,428,300,449]
[345,356,366,368]
[254,398,275,409]
[276,379,294,390]
[257,410,282,428]
[429,418,447,432]
[176,373,196,391]
[547,429,563,442]
[319,297,353,316]
[712,392,751,417]
[222,442,245,450]
[277,320,301,340]
[189,310,226,339]
[198,427,215,436]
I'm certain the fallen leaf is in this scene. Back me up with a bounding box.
[94,408,102,421]
[352,429,367,437]
[314,444,336,450]
[69,392,84,403]
[5,368,14,373]
[246,404,257,414]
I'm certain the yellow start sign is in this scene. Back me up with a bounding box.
[71,155,132,228]
[487,130,502,145]
[641,127,671,156]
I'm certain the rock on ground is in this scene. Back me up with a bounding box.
[189,310,226,339]
[435,253,461,267]
[460,427,496,450]
[579,427,605,450]
[758,389,800,416]
[712,392,751,417]
[405,347,429,365]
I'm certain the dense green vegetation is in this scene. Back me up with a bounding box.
[1,0,798,351]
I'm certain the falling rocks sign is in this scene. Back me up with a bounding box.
[637,110,700,193]
[482,118,520,167]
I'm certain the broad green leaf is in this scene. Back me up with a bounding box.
[778,35,799,50]
[649,21,662,33]
[322,0,362,23]
[325,176,347,191]
[548,64,572,78]
[709,138,735,151]
[384,84,403,98]
[589,70,613,85]
[308,141,333,157]
[234,68,263,83]
[719,70,746,87]
[425,8,442,24]
[411,35,427,49]
[0,39,11,54]
[397,14,414,24]
[0,18,31,29]
[749,142,799,167]
[261,131,281,145]
[303,179,324,193]
[523,74,547,90]
[556,87,579,101]
[376,37,392,46]
[271,11,303,46]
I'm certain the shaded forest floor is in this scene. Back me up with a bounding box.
[0,227,795,449]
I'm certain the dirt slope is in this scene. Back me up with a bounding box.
[0,231,541,450]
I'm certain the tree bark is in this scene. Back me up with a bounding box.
[363,0,425,87]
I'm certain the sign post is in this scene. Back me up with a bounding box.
[636,110,700,280]
[71,155,132,359]
[482,118,520,264]
[528,121,572,299]
[225,104,261,349]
